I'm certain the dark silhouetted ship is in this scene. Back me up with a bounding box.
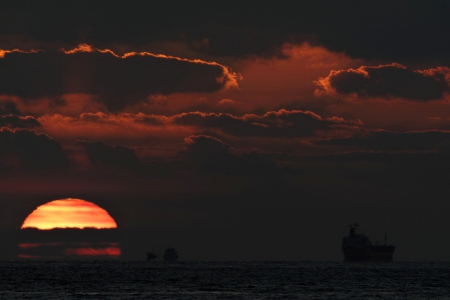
[163,246,178,263]
[146,252,157,261]
[342,223,395,262]
[146,246,157,261]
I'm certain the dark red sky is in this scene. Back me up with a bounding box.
[1,0,450,261]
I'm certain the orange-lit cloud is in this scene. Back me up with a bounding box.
[19,242,63,249]
[210,43,362,113]
[64,246,121,257]
[62,44,239,89]
[38,113,193,146]
[0,48,39,58]
[315,63,450,101]
[18,242,121,259]
[38,109,361,145]
[21,198,118,229]
[0,114,40,129]
[0,43,360,118]
[13,94,108,118]
[217,99,239,105]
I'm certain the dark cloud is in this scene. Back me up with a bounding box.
[314,130,450,152]
[0,128,69,170]
[0,47,237,111]
[0,101,21,115]
[0,1,310,58]
[0,115,40,129]
[185,135,238,174]
[185,135,278,176]
[316,64,450,101]
[80,141,140,169]
[78,140,173,176]
[172,110,359,138]
[1,1,450,62]
[62,110,360,142]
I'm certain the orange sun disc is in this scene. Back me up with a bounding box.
[21,198,118,230]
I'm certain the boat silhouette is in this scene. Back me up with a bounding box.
[163,246,178,263]
[146,252,157,261]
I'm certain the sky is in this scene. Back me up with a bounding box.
[1,0,450,261]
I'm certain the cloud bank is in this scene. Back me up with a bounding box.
[0,128,68,170]
[2,1,450,63]
[39,109,361,143]
[0,45,238,111]
[315,64,450,101]
[0,115,40,129]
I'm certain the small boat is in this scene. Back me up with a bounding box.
[163,246,178,263]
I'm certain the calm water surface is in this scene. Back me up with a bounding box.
[0,261,449,299]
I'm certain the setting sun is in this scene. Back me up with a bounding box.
[21,198,118,230]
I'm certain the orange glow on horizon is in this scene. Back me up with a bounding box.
[21,198,118,230]
[64,246,121,257]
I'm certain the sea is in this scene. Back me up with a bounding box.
[0,261,449,299]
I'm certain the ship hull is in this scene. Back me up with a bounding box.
[343,246,395,262]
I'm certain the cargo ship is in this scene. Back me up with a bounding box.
[342,223,395,262]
